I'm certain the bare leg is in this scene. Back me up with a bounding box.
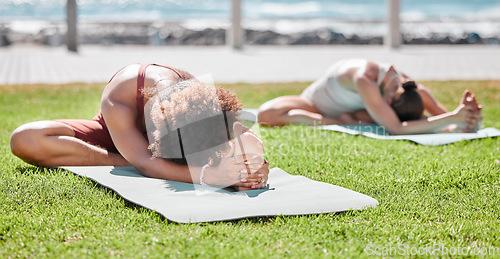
[337,111,376,125]
[351,110,376,124]
[257,96,345,127]
[338,113,358,124]
[10,121,130,167]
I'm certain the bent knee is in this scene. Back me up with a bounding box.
[10,121,67,165]
[10,126,41,162]
[258,108,293,127]
[258,99,285,126]
[257,107,280,127]
[258,96,314,127]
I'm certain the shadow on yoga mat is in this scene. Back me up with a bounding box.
[62,166,378,223]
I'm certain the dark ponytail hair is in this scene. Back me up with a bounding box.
[390,81,424,122]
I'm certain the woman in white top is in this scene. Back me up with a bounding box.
[258,59,482,135]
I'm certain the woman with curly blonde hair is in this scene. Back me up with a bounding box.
[11,63,268,190]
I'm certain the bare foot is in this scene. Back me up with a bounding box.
[460,89,482,111]
[460,89,483,131]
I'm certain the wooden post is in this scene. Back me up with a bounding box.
[227,0,244,49]
[385,0,401,48]
[66,0,78,52]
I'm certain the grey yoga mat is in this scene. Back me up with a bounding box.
[62,166,378,223]
[242,109,500,146]
[317,124,500,146]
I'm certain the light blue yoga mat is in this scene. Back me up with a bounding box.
[317,124,500,146]
[241,109,500,146]
[62,166,378,223]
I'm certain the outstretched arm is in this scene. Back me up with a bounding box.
[355,74,475,135]
[417,85,448,116]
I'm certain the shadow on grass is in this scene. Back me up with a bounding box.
[13,165,279,224]
[13,165,159,219]
[14,165,56,175]
[14,165,360,225]
[221,210,357,225]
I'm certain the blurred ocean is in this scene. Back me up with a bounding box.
[1,0,500,21]
[1,0,500,45]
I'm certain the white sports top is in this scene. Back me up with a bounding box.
[300,59,392,118]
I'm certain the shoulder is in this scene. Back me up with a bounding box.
[363,61,380,81]
[102,65,141,101]
[353,61,378,84]
[349,60,378,82]
[109,64,142,84]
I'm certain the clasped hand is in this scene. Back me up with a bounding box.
[203,121,269,190]
[214,154,269,190]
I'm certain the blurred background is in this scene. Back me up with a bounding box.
[1,0,500,47]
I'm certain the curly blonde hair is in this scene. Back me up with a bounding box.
[147,79,243,166]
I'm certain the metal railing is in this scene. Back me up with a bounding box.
[65,0,402,52]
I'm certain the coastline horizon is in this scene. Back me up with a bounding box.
[2,17,500,47]
[2,0,500,47]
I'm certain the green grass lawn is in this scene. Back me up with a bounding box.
[1,81,499,258]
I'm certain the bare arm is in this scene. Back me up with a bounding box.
[101,89,198,180]
[105,93,270,188]
[100,69,267,188]
[355,74,467,135]
[417,85,448,116]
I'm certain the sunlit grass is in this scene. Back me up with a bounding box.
[1,81,499,257]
